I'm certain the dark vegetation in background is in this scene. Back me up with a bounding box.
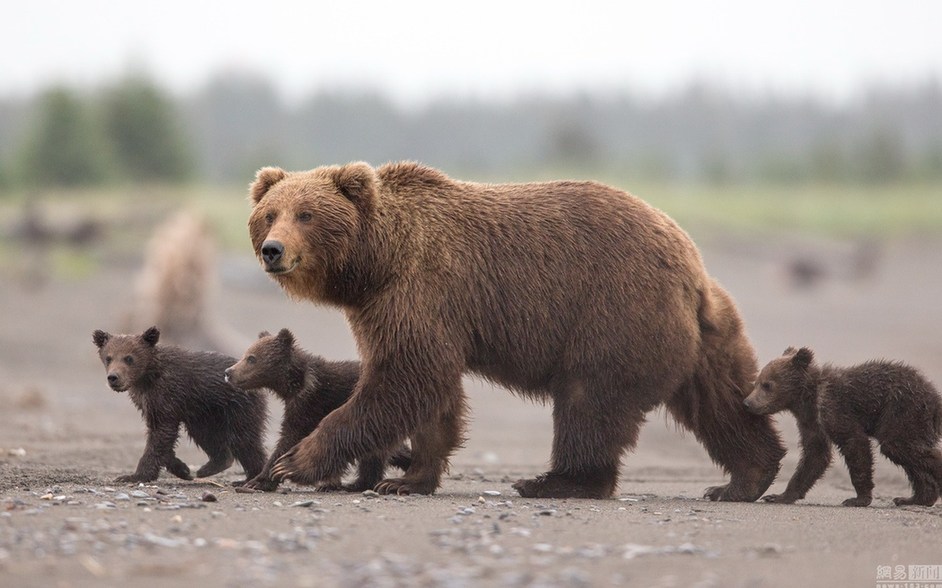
[0,72,940,190]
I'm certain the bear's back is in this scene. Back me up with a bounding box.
[821,360,940,436]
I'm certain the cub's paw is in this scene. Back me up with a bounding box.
[892,495,936,507]
[166,459,193,481]
[761,493,798,504]
[114,473,155,484]
[841,496,872,507]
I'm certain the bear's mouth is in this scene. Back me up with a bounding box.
[267,258,301,276]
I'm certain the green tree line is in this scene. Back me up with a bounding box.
[0,72,940,191]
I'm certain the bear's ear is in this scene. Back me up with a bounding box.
[249,167,287,205]
[276,328,295,347]
[332,162,376,215]
[141,326,160,347]
[258,331,271,339]
[783,346,797,355]
[792,347,814,369]
[92,330,110,349]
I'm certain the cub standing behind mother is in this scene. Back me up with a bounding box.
[247,161,785,500]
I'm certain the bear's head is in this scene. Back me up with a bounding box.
[743,347,815,415]
[92,326,160,392]
[247,162,378,302]
[225,329,297,394]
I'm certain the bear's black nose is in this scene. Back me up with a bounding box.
[107,374,118,384]
[261,240,284,266]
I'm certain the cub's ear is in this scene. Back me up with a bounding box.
[783,346,797,355]
[92,330,110,349]
[276,328,295,347]
[792,347,814,368]
[332,162,376,215]
[258,331,272,339]
[141,326,161,347]
[249,167,287,205]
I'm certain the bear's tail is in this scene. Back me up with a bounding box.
[664,278,785,501]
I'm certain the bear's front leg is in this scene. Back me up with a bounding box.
[273,360,456,491]
[763,426,832,504]
[374,399,465,496]
[833,431,874,507]
[115,420,180,484]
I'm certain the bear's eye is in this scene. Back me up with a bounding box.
[760,382,771,391]
[246,355,257,365]
[105,356,112,365]
[297,211,313,223]
[124,355,134,365]
[264,212,275,225]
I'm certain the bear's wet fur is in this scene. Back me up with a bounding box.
[247,161,785,499]
[225,328,411,492]
[745,347,942,506]
[93,326,268,484]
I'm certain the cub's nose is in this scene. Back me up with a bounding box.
[107,373,118,385]
[261,240,284,267]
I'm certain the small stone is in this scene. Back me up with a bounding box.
[171,514,183,523]
[130,490,149,499]
[40,493,53,500]
[234,486,258,494]
[362,490,379,498]
[114,493,130,501]
[273,501,284,507]
[102,487,115,493]
[201,492,217,502]
[7,448,26,457]
[482,490,501,497]
[291,500,315,508]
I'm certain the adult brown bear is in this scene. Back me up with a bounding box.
[248,161,784,499]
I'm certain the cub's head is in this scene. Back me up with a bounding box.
[225,329,297,393]
[744,347,815,415]
[247,162,377,301]
[92,326,160,392]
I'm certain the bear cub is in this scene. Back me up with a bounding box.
[745,347,942,506]
[224,328,411,492]
[93,326,268,484]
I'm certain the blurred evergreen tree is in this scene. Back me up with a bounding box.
[101,74,194,182]
[15,87,114,187]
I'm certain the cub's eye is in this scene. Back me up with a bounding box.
[297,211,313,223]
[246,356,257,365]
[105,356,112,365]
[124,355,134,365]
[264,212,275,225]
[760,382,771,391]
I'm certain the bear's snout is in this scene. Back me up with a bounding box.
[106,372,126,392]
[224,367,233,383]
[261,240,285,268]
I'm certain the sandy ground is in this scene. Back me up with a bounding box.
[1,224,942,587]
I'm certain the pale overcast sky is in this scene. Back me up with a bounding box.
[3,0,941,104]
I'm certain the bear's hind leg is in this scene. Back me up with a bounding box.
[232,439,268,484]
[196,448,234,479]
[665,380,785,502]
[881,442,941,506]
